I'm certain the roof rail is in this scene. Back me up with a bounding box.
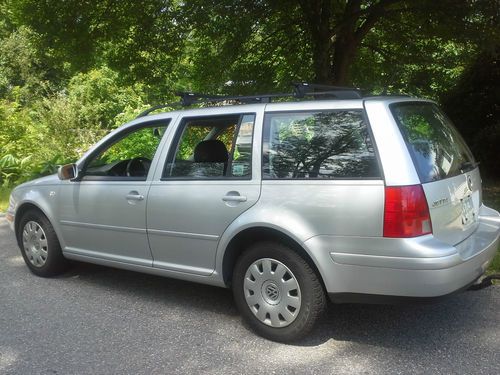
[136,82,363,118]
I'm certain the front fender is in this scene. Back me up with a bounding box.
[12,185,63,246]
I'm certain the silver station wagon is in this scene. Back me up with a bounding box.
[6,84,500,342]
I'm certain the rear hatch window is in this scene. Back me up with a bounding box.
[390,102,476,183]
[390,102,481,246]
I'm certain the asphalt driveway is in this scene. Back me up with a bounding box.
[0,217,498,374]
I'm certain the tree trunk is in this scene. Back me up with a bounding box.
[298,0,334,84]
[330,0,362,85]
[312,36,334,84]
[299,0,402,86]
[331,38,358,85]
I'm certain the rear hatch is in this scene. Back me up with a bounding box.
[390,102,480,246]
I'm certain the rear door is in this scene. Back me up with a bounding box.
[147,109,262,275]
[390,102,480,245]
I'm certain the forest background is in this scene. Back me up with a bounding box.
[0,0,498,208]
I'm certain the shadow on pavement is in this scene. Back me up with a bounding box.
[57,260,497,349]
[59,260,239,317]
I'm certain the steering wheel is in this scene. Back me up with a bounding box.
[126,157,151,177]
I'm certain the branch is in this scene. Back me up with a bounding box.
[242,25,302,59]
[363,43,393,61]
[354,0,406,42]
[247,29,304,64]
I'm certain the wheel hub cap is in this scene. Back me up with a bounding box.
[243,258,301,328]
[22,221,48,268]
[262,281,281,304]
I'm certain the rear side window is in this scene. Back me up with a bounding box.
[391,102,475,183]
[262,110,380,179]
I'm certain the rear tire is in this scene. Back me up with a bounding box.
[232,241,326,342]
[17,210,69,277]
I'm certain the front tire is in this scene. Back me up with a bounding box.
[17,210,69,277]
[232,241,326,342]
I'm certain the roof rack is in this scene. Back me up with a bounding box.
[136,82,363,118]
[292,82,362,99]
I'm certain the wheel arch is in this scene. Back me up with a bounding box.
[221,226,325,289]
[14,202,53,245]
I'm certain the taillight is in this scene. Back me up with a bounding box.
[383,185,432,238]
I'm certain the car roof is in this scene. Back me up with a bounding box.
[137,96,434,122]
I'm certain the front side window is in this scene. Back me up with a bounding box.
[84,122,169,179]
[163,114,255,179]
[263,110,380,179]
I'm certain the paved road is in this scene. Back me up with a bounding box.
[0,218,498,375]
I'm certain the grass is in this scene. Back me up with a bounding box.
[483,181,500,275]
[0,186,11,213]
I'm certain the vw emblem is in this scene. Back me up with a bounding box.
[266,284,279,300]
[467,175,473,191]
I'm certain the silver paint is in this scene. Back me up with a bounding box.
[7,98,500,301]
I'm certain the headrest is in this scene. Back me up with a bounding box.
[193,140,229,163]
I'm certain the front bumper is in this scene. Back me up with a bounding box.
[5,210,15,231]
[305,204,500,300]
[5,191,15,231]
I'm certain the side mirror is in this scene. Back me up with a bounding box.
[57,163,78,180]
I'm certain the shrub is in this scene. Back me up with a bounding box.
[0,66,151,186]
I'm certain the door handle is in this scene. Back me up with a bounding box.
[222,193,247,203]
[126,191,144,201]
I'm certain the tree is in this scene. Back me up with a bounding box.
[181,0,499,92]
[8,0,498,95]
[441,46,500,177]
[7,0,186,100]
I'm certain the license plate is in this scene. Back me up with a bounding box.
[461,195,475,227]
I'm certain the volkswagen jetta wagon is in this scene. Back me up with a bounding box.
[7,86,500,342]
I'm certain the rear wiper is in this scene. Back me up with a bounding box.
[459,161,479,173]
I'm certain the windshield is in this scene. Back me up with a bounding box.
[390,102,475,183]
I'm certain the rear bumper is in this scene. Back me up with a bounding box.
[305,204,500,300]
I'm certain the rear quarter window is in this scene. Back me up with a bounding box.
[262,110,380,179]
[390,102,475,183]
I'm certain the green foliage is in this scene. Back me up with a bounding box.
[441,47,500,177]
[0,26,51,101]
[0,0,15,37]
[8,0,186,99]
[177,126,212,160]
[0,185,11,212]
[351,0,499,97]
[0,65,149,186]
[0,154,32,186]
[176,124,236,160]
[96,126,166,165]
[0,0,499,187]
[0,99,37,157]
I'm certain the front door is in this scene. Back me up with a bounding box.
[147,112,261,275]
[59,120,170,266]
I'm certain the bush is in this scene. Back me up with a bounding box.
[0,66,150,186]
[0,154,32,186]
